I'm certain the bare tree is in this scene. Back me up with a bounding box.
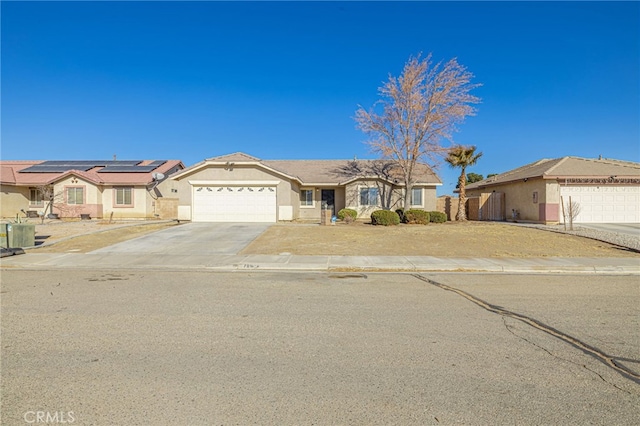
[332,159,403,212]
[34,184,56,222]
[445,145,483,221]
[561,196,582,231]
[355,53,480,210]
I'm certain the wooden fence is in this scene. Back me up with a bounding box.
[478,192,505,221]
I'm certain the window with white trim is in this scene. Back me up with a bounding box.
[66,187,84,205]
[115,187,133,206]
[411,188,423,206]
[30,188,44,206]
[359,187,379,206]
[300,189,314,207]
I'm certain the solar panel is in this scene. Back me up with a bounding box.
[18,160,158,173]
[41,161,99,166]
[42,160,141,166]
[98,166,157,173]
[19,165,95,173]
[98,160,167,173]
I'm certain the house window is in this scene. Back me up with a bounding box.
[115,187,133,206]
[66,187,84,205]
[29,188,44,206]
[532,191,538,204]
[411,188,423,206]
[359,187,379,206]
[300,189,314,207]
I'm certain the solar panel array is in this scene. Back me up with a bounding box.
[98,160,167,173]
[19,160,167,174]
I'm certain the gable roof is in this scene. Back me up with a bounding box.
[263,159,440,185]
[206,152,261,162]
[0,160,184,186]
[467,156,640,190]
[0,161,42,185]
[172,152,442,186]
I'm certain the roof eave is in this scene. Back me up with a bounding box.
[170,160,302,184]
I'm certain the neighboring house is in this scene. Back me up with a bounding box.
[170,152,442,222]
[0,159,184,220]
[465,156,640,224]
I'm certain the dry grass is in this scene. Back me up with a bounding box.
[33,222,178,253]
[241,221,638,258]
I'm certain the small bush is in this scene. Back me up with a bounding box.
[404,209,430,225]
[395,209,406,223]
[371,210,400,226]
[429,211,447,223]
[337,208,358,221]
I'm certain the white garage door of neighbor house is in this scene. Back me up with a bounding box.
[560,186,640,223]
[192,186,277,222]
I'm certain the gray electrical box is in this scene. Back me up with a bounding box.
[4,223,36,248]
[0,224,8,249]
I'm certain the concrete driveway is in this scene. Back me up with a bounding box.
[578,223,640,238]
[90,222,271,255]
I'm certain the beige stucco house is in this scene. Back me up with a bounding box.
[465,156,640,224]
[0,160,184,220]
[169,152,442,222]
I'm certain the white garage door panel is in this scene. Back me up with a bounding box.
[560,186,640,223]
[193,186,276,222]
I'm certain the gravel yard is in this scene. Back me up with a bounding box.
[514,223,640,252]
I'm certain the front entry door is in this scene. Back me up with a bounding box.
[321,189,335,216]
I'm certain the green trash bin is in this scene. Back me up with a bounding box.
[6,223,36,248]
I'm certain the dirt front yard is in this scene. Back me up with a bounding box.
[21,219,639,258]
[29,220,179,253]
[240,221,638,258]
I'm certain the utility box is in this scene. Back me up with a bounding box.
[0,224,8,249]
[4,223,36,248]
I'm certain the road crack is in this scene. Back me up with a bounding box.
[502,317,633,394]
[412,274,640,386]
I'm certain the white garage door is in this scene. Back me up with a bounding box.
[560,186,640,223]
[192,185,277,222]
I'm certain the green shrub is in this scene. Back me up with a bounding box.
[337,208,358,221]
[429,211,447,223]
[370,210,400,226]
[404,209,430,225]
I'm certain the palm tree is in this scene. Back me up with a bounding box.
[446,145,483,221]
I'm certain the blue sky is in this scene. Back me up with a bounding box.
[2,1,638,195]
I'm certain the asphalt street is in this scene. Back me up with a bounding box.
[1,270,638,425]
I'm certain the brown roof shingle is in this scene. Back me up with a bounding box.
[467,156,640,190]
[173,152,441,185]
[263,159,441,185]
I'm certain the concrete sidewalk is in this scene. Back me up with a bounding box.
[1,251,638,274]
